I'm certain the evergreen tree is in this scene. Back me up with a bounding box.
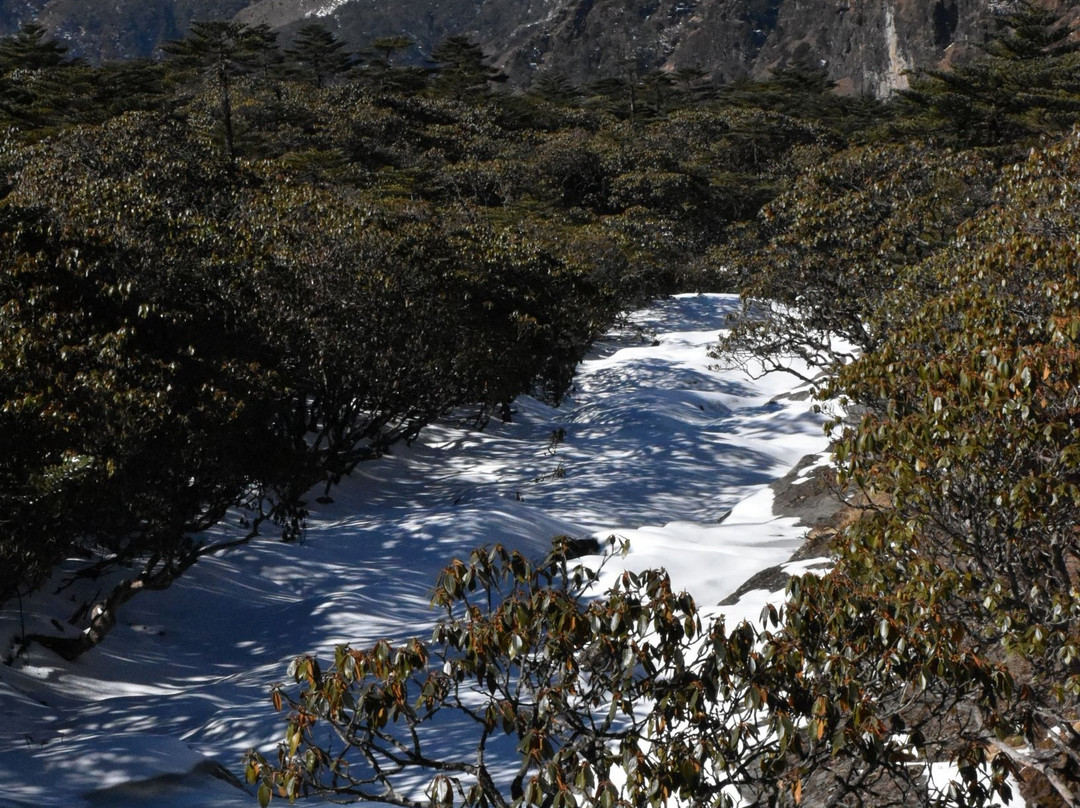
[92,58,167,118]
[714,64,881,137]
[900,1,1080,147]
[364,35,429,93]
[285,22,353,88]
[429,36,506,99]
[671,67,715,105]
[0,22,88,131]
[372,34,414,66]
[527,69,581,106]
[0,22,66,71]
[163,20,280,160]
[640,69,677,117]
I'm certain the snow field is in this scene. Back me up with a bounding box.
[0,293,832,807]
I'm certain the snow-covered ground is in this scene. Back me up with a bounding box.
[0,293,832,808]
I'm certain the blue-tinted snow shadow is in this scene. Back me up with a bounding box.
[0,293,823,807]
[631,293,743,336]
[583,294,741,361]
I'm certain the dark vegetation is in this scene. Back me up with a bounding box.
[4,2,1080,805]
[0,17,861,655]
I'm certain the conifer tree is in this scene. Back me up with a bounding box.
[366,35,427,93]
[163,20,280,160]
[0,22,66,71]
[528,69,581,106]
[900,0,1080,147]
[0,22,87,131]
[372,34,414,66]
[429,36,506,99]
[285,22,353,88]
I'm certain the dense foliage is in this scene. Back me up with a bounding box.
[0,21,854,652]
[251,4,1080,807]
[7,2,1080,805]
[810,130,1080,806]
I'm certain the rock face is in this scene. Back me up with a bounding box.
[0,0,1013,96]
[10,0,250,62]
[742,0,992,97]
[495,0,996,97]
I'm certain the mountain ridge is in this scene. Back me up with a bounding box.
[0,0,1066,96]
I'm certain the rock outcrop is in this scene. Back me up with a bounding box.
[2,0,1059,97]
[243,0,1000,97]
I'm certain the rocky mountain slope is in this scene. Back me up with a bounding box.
[489,0,991,97]
[0,0,1053,97]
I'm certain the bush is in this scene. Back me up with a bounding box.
[814,128,1080,805]
[713,141,996,377]
[250,540,803,808]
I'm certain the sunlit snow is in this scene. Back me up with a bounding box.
[2,293,834,807]
[306,0,353,19]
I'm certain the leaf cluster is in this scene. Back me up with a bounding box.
[708,105,1080,808]
[805,126,1080,805]
[252,540,806,808]
[699,11,1080,803]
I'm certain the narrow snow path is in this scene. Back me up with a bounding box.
[0,293,829,808]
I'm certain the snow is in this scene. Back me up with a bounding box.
[0,293,833,807]
[926,762,1025,808]
[306,0,353,18]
